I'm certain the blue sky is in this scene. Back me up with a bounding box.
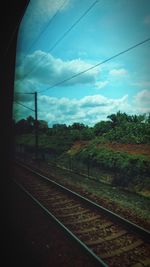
[14,0,150,126]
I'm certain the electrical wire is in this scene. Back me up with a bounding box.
[49,0,100,53]
[17,1,68,82]
[24,0,68,55]
[23,0,100,79]
[38,37,150,93]
[14,92,34,95]
[14,100,35,112]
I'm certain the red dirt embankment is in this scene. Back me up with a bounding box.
[99,143,150,159]
[72,141,150,159]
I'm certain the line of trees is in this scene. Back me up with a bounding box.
[14,112,150,190]
[14,116,48,134]
[14,112,150,144]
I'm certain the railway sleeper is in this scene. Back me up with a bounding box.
[58,209,89,218]
[54,204,82,211]
[74,222,113,234]
[131,258,150,267]
[51,199,75,206]
[98,239,143,259]
[86,229,127,246]
[66,215,101,225]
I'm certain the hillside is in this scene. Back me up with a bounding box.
[14,112,150,197]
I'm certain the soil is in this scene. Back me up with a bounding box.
[72,141,150,159]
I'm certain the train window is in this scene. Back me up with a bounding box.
[13,0,150,267]
[13,0,150,238]
[13,0,150,125]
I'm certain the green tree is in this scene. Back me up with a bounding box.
[71,122,86,130]
[94,121,112,136]
[38,120,48,132]
[15,119,28,134]
[107,111,130,127]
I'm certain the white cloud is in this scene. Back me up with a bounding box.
[109,68,128,77]
[95,80,109,89]
[80,95,110,108]
[134,90,150,104]
[38,94,130,126]
[15,79,36,94]
[133,90,150,113]
[35,0,71,15]
[13,93,131,126]
[18,0,72,49]
[131,81,150,88]
[27,0,71,17]
[16,50,100,87]
[14,87,150,126]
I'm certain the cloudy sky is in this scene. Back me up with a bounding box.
[13,0,150,126]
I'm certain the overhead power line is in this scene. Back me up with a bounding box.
[24,0,67,55]
[39,37,150,93]
[14,92,34,95]
[14,100,35,112]
[17,1,67,82]
[23,0,100,79]
[14,93,39,160]
[49,0,100,53]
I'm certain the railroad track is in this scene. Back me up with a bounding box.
[14,161,150,267]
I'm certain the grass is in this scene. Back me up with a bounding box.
[48,162,150,228]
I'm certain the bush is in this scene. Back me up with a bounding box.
[74,145,150,187]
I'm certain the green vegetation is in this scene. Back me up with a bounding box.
[45,164,150,227]
[94,112,150,144]
[14,112,150,195]
[72,144,150,187]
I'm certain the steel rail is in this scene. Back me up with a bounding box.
[13,178,108,267]
[16,161,150,242]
